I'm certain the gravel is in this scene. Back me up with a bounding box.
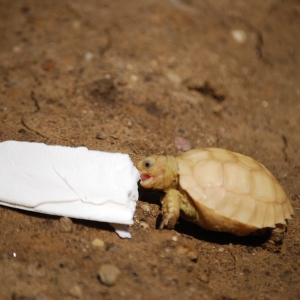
[59,217,73,233]
[98,264,121,286]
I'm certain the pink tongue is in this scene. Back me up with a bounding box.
[140,174,151,181]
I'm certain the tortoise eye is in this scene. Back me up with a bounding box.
[144,159,153,168]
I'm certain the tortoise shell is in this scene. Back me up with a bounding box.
[177,148,294,235]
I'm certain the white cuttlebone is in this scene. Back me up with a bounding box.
[0,141,140,238]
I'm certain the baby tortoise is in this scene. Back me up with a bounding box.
[137,148,294,243]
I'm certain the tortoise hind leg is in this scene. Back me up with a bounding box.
[269,223,286,244]
[255,223,287,245]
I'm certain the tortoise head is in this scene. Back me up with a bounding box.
[137,155,178,191]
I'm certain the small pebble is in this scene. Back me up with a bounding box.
[187,250,198,261]
[98,264,121,286]
[141,204,150,212]
[177,245,188,256]
[116,79,128,86]
[212,104,223,115]
[150,60,158,67]
[69,285,82,298]
[96,133,106,140]
[218,247,225,252]
[72,20,81,29]
[139,221,149,229]
[231,29,247,44]
[84,52,94,61]
[130,74,138,82]
[92,238,105,248]
[12,45,22,53]
[197,272,209,283]
[171,235,178,242]
[167,72,181,85]
[59,217,73,233]
[177,245,198,262]
[174,136,192,151]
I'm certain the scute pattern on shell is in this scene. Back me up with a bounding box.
[178,148,294,235]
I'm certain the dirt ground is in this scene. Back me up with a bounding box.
[0,0,300,299]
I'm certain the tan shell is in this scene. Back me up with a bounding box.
[177,148,294,235]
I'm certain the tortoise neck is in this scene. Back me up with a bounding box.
[164,156,178,190]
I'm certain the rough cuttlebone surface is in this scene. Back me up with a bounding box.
[0,141,139,238]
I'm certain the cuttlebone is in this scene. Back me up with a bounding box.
[0,141,140,238]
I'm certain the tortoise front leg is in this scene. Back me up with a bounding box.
[160,189,181,229]
[160,189,201,229]
[160,189,203,229]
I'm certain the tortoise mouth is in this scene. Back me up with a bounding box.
[140,173,156,188]
[140,173,151,182]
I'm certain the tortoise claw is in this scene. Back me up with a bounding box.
[160,213,177,229]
